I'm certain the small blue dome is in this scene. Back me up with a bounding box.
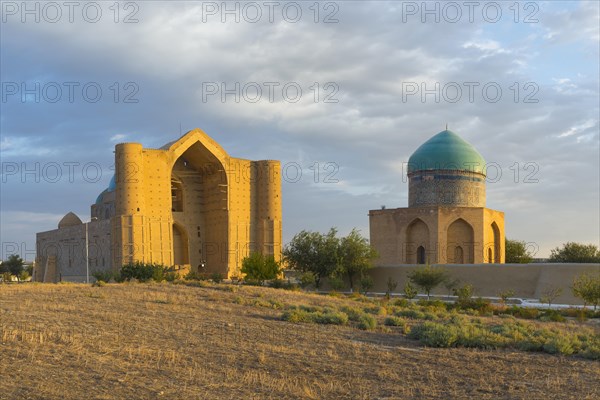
[94,174,116,205]
[107,174,116,192]
[95,189,107,205]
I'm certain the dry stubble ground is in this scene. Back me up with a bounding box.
[0,282,599,400]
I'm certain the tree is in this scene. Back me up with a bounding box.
[385,276,398,300]
[359,275,374,295]
[403,281,418,299]
[3,254,24,282]
[241,252,281,284]
[497,289,515,306]
[454,283,475,307]
[505,239,534,263]
[540,286,563,307]
[408,264,448,299]
[283,228,339,289]
[549,242,600,263]
[571,273,600,310]
[337,229,378,291]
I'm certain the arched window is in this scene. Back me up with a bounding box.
[171,179,183,212]
[417,246,426,264]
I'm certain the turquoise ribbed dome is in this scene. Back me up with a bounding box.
[408,130,486,174]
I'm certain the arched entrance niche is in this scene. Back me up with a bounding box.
[447,218,474,263]
[173,223,189,266]
[406,218,429,264]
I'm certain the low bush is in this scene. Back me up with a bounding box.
[164,271,179,282]
[269,279,301,291]
[539,310,566,322]
[281,308,348,325]
[396,309,426,320]
[184,271,212,281]
[543,336,576,355]
[282,309,314,323]
[384,316,406,327]
[515,307,539,320]
[314,311,349,325]
[363,305,387,316]
[417,299,448,311]
[339,306,364,322]
[455,297,493,314]
[120,262,172,283]
[91,270,113,283]
[409,322,458,347]
[358,314,377,330]
[393,298,411,308]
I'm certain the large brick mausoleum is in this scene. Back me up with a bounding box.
[35,129,282,282]
[369,129,505,265]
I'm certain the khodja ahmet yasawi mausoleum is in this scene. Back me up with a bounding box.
[35,129,282,282]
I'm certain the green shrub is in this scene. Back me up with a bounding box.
[454,324,507,349]
[164,271,179,282]
[120,262,170,283]
[397,309,426,320]
[358,314,377,330]
[403,281,418,299]
[184,271,211,281]
[409,322,458,347]
[339,306,364,322]
[539,310,566,322]
[417,299,448,311]
[363,305,387,316]
[393,298,411,308]
[384,316,406,327]
[211,273,224,283]
[454,283,474,307]
[93,280,107,287]
[314,311,349,325]
[515,307,539,320]
[113,270,125,283]
[269,279,300,291]
[422,312,437,321]
[241,252,281,284]
[19,270,30,281]
[457,297,493,314]
[282,309,348,325]
[543,336,575,355]
[581,344,600,360]
[2,272,13,283]
[91,270,113,283]
[282,309,314,323]
[185,280,210,288]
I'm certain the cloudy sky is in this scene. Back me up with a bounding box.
[1,0,598,261]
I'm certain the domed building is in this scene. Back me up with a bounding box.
[369,129,505,265]
[35,128,282,282]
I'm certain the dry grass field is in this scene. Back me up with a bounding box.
[1,282,599,400]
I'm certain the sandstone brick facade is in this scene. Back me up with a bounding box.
[35,129,282,282]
